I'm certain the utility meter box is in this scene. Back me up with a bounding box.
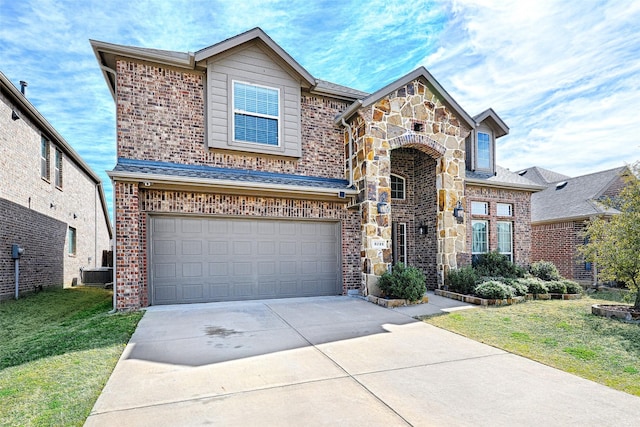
[11,244,24,259]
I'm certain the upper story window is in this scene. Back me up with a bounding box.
[471,201,488,215]
[477,132,491,170]
[391,174,406,199]
[54,148,63,189]
[497,203,512,216]
[40,137,50,181]
[233,81,280,146]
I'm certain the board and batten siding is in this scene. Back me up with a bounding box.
[206,43,302,157]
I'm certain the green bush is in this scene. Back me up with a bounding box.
[561,280,583,294]
[446,266,480,294]
[473,251,526,278]
[474,280,514,299]
[508,281,529,297]
[378,263,426,301]
[517,277,549,294]
[530,261,561,281]
[546,280,567,294]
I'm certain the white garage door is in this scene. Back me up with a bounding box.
[149,216,341,305]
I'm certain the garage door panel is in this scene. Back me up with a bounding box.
[150,217,340,304]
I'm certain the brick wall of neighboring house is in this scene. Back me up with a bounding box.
[115,59,350,180]
[465,185,533,267]
[0,198,66,300]
[0,91,111,292]
[531,220,593,283]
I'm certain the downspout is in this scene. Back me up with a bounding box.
[341,119,353,188]
[101,64,118,314]
[94,183,98,268]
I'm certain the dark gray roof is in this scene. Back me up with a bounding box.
[531,167,627,223]
[515,166,571,186]
[466,165,545,191]
[313,79,369,100]
[112,158,353,190]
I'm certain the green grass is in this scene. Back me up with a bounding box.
[423,294,640,396]
[0,287,143,426]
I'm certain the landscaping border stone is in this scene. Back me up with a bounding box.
[435,289,525,306]
[592,304,640,323]
[367,295,429,308]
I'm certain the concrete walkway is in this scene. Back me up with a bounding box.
[86,295,640,426]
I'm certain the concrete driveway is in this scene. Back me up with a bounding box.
[86,296,640,426]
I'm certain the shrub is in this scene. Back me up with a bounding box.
[377,263,426,301]
[561,280,583,294]
[447,266,480,294]
[473,251,526,278]
[508,281,529,297]
[530,261,561,281]
[474,280,514,299]
[546,280,567,294]
[517,277,549,295]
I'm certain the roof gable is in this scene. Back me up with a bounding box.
[195,27,315,88]
[516,166,571,186]
[336,67,475,129]
[473,108,509,138]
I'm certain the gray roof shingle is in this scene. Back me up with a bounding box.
[466,165,545,190]
[531,167,627,223]
[515,166,571,186]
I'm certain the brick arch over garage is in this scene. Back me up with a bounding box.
[388,133,446,159]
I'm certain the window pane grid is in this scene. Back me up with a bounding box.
[233,81,279,146]
[497,221,513,261]
[391,174,405,199]
[472,220,488,254]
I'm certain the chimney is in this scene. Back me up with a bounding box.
[19,81,28,95]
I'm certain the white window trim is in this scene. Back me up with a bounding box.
[497,221,513,262]
[54,148,63,189]
[471,201,488,215]
[472,220,488,255]
[394,222,407,265]
[497,203,513,217]
[68,226,76,256]
[41,137,50,181]
[390,173,406,200]
[231,80,281,147]
[475,127,494,172]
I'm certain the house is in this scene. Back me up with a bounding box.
[0,71,112,300]
[91,28,541,310]
[518,165,629,284]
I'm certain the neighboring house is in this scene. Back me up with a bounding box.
[0,71,112,300]
[518,165,629,284]
[91,28,541,310]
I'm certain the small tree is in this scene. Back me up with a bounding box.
[579,162,640,309]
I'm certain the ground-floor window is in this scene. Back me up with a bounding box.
[68,227,76,256]
[472,220,488,263]
[497,221,513,261]
[392,222,407,265]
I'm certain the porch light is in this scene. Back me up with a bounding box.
[453,201,464,221]
[418,224,429,235]
[377,202,390,214]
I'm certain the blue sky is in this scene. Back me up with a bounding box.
[1,0,638,217]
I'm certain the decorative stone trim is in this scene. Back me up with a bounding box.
[367,294,429,308]
[435,289,525,306]
[592,304,640,323]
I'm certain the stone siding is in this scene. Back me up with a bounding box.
[465,185,533,267]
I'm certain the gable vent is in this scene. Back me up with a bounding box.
[555,181,568,190]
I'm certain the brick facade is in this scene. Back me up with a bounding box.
[532,221,593,284]
[464,185,533,267]
[0,84,111,300]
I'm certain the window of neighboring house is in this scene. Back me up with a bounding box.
[472,220,488,263]
[497,221,513,262]
[68,227,76,256]
[391,174,406,200]
[497,203,512,217]
[471,201,488,215]
[477,132,491,170]
[392,222,407,265]
[54,148,63,189]
[233,81,279,146]
[41,137,50,180]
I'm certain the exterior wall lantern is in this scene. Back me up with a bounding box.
[453,201,464,222]
[377,202,390,214]
[418,224,429,235]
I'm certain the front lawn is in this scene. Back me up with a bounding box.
[423,293,640,396]
[0,287,143,426]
